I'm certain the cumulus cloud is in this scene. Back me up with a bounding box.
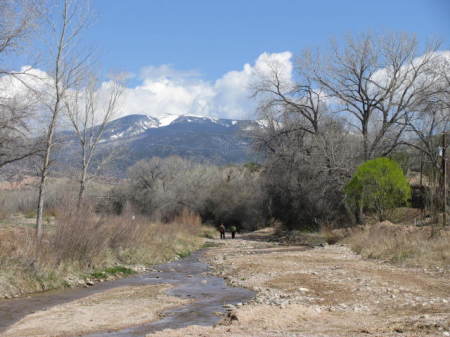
[0,51,295,127]
[3,49,449,128]
[113,51,294,123]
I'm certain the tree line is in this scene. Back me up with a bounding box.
[250,32,449,228]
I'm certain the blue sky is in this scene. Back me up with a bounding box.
[5,0,449,122]
[89,0,449,80]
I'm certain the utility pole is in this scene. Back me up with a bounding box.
[443,132,448,227]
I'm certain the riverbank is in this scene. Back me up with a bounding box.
[0,213,212,299]
[153,228,450,337]
[0,248,254,337]
[1,226,449,337]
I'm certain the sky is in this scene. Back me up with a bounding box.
[89,0,449,81]
[5,0,450,123]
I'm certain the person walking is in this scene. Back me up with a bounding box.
[230,225,237,239]
[219,224,226,239]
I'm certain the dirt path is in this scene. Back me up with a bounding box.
[152,229,450,337]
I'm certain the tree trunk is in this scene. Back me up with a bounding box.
[442,132,447,227]
[362,123,369,161]
[36,173,47,240]
[36,142,52,240]
[355,200,364,224]
[77,164,88,208]
[36,98,60,240]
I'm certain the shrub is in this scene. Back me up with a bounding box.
[345,157,411,221]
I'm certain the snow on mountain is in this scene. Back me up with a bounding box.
[56,113,264,176]
[98,114,159,142]
[102,113,262,140]
[90,112,266,149]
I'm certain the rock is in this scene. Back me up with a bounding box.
[201,279,208,285]
[224,304,236,310]
[219,310,239,325]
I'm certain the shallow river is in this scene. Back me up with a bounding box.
[0,250,255,336]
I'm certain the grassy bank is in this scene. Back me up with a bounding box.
[0,207,207,298]
[341,221,450,269]
[275,217,450,270]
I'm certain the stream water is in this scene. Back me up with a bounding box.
[0,249,255,336]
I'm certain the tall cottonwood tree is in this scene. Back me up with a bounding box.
[35,0,91,239]
[251,50,358,227]
[65,75,123,207]
[301,33,441,161]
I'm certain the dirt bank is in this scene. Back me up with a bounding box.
[3,284,186,337]
[151,228,450,337]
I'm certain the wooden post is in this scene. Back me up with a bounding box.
[420,152,423,187]
[443,132,448,227]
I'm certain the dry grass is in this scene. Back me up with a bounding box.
[344,221,450,269]
[0,204,203,298]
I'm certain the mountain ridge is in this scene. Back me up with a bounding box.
[57,113,260,176]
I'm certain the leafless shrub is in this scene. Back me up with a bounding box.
[123,156,269,230]
[51,205,111,265]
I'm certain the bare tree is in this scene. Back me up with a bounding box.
[251,60,324,136]
[400,53,450,225]
[301,32,441,161]
[0,0,41,75]
[35,0,91,239]
[250,55,359,227]
[0,0,43,168]
[0,97,42,167]
[65,75,122,207]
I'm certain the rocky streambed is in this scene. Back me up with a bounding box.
[0,249,255,337]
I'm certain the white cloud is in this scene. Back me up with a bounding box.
[113,51,294,122]
[0,51,295,127]
[212,51,293,120]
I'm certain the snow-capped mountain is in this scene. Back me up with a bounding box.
[99,114,159,142]
[57,114,262,176]
[91,114,261,143]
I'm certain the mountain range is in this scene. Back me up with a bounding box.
[57,114,261,176]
